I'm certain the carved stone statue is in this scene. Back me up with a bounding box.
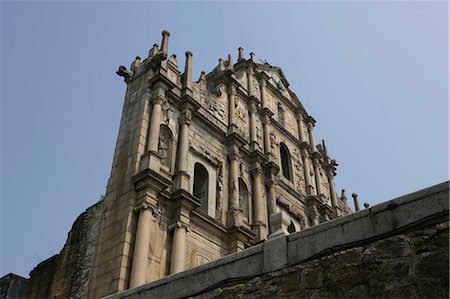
[158,135,169,165]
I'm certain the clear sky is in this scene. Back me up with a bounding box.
[1,1,448,278]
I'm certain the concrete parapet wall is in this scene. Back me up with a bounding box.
[106,181,449,299]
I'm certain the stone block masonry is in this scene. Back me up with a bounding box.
[105,181,449,299]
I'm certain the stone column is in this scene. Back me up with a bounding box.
[308,122,317,152]
[169,221,188,274]
[249,101,257,150]
[352,193,360,211]
[251,164,267,240]
[312,157,323,198]
[175,109,192,191]
[262,115,271,156]
[177,110,191,173]
[260,77,267,109]
[301,149,314,196]
[266,178,277,218]
[160,30,170,55]
[147,94,164,153]
[227,85,236,126]
[182,51,193,94]
[296,113,306,142]
[247,67,254,97]
[228,146,242,227]
[328,172,338,208]
[129,203,154,288]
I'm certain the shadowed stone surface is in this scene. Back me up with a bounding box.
[197,221,448,299]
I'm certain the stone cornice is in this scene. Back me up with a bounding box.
[131,168,172,192]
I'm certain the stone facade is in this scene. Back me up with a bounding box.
[3,30,355,298]
[87,30,352,298]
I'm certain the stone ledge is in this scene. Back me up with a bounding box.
[287,181,449,265]
[104,181,449,299]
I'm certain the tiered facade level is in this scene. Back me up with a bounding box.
[88,30,352,297]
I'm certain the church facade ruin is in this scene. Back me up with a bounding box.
[2,30,357,298]
[87,29,351,297]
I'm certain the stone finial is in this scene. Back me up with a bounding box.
[250,52,256,62]
[227,53,233,70]
[341,189,347,200]
[218,58,225,71]
[322,139,330,158]
[149,43,159,57]
[160,29,171,55]
[131,56,141,72]
[352,193,360,211]
[364,202,370,209]
[198,71,206,83]
[238,47,244,61]
[182,51,193,93]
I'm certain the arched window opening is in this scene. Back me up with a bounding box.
[280,143,292,181]
[193,163,209,213]
[238,179,250,221]
[288,220,296,234]
[158,125,173,168]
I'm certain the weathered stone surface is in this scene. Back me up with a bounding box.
[0,273,27,299]
[18,200,104,299]
[197,221,449,299]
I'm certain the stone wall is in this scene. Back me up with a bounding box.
[199,221,449,298]
[106,181,449,299]
[0,273,27,299]
[19,199,104,299]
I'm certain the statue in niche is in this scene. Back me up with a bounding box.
[158,135,169,165]
[158,125,172,167]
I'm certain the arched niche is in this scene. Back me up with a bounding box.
[239,178,250,222]
[280,142,293,181]
[158,124,174,170]
[193,162,209,213]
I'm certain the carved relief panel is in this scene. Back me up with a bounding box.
[193,83,228,126]
[235,96,250,141]
[284,109,298,137]
[251,77,260,99]
[292,148,306,195]
[255,117,263,152]
[319,166,331,202]
[185,232,222,270]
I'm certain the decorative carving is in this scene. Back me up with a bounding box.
[158,135,169,165]
[252,79,260,98]
[193,82,227,124]
[235,98,249,140]
[186,239,219,269]
[116,65,133,82]
[285,112,296,136]
[294,162,306,194]
[269,131,277,152]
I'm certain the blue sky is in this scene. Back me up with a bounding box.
[1,1,448,277]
